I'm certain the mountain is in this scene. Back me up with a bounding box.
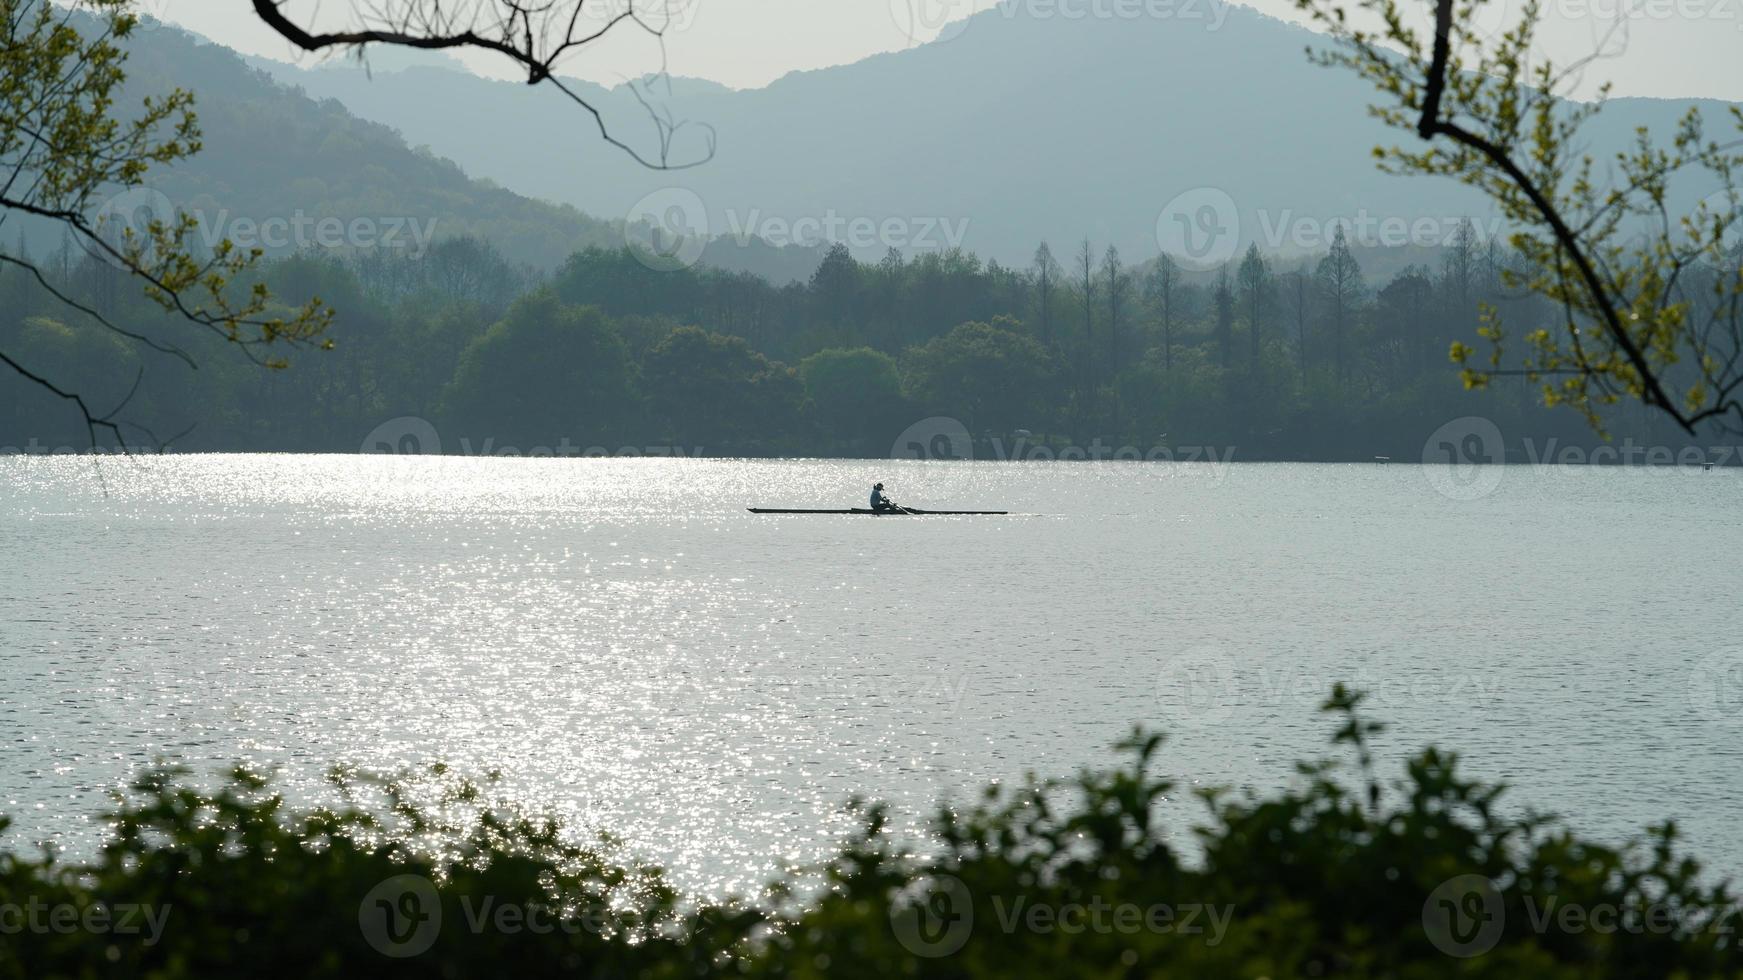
[15,19,814,280]
[242,3,1738,270]
[75,23,622,271]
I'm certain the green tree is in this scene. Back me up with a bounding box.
[441,292,635,446]
[809,243,861,326]
[1,0,330,446]
[901,319,1060,435]
[0,314,139,446]
[642,326,805,449]
[798,347,905,451]
[1378,265,1435,381]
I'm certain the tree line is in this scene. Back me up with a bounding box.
[0,224,1705,458]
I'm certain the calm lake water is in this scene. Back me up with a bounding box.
[2,455,1740,895]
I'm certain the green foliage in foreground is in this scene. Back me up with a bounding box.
[3,688,1738,978]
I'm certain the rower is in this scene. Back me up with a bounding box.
[870,482,899,513]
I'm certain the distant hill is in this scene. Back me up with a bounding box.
[83,23,619,271]
[240,3,1738,270]
[12,20,820,281]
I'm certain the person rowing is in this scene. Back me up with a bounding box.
[745,485,1014,517]
[870,482,902,513]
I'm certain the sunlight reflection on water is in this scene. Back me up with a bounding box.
[2,455,1740,896]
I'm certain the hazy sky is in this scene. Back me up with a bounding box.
[146,0,1742,101]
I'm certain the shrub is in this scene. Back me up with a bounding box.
[4,688,1736,978]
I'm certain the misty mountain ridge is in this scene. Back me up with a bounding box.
[55,8,1735,290]
[8,18,817,282]
[234,0,1736,274]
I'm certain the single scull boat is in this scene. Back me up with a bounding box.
[748,507,1007,515]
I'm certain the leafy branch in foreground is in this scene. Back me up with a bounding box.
[1,0,333,449]
[762,684,1739,977]
[1291,0,1743,434]
[4,687,1737,977]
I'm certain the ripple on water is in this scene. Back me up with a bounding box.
[2,454,1741,896]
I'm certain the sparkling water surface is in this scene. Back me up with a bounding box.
[2,455,1740,896]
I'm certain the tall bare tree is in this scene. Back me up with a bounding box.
[1238,243,1270,376]
[1102,245,1131,379]
[1145,254,1179,373]
[1214,268,1234,370]
[1284,264,1312,378]
[1032,241,1061,349]
[1316,226,1363,385]
[1075,238,1097,432]
[1101,245,1131,439]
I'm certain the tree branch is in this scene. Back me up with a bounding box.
[248,0,713,169]
[1416,0,1695,433]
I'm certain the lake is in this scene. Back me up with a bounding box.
[2,454,1739,896]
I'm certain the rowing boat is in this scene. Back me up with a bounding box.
[747,507,1008,515]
